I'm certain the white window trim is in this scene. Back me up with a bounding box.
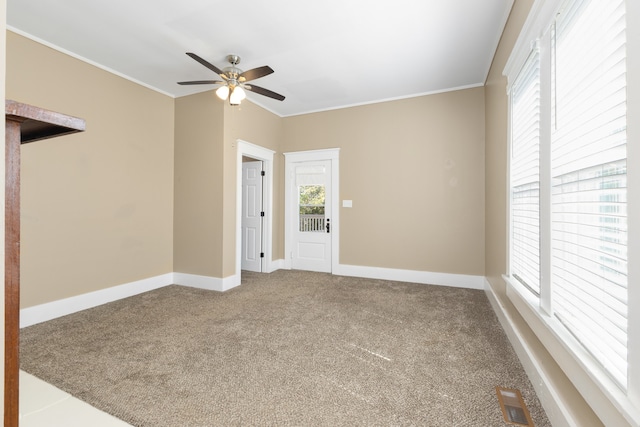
[503,1,639,425]
[625,0,640,416]
[503,275,639,425]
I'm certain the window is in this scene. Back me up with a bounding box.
[504,0,637,423]
[510,48,541,296]
[299,185,326,232]
[295,164,327,233]
[550,0,628,388]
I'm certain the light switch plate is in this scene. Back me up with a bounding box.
[342,200,353,208]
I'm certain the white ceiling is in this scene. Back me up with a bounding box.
[7,0,513,117]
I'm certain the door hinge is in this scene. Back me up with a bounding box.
[260,252,264,258]
[260,211,265,217]
[261,170,265,176]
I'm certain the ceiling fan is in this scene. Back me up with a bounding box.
[177,52,285,105]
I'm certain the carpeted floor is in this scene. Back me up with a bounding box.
[20,270,551,426]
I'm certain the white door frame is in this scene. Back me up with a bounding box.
[284,148,340,272]
[236,140,275,277]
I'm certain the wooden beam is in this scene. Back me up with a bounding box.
[4,119,21,427]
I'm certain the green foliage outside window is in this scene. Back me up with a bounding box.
[299,185,325,215]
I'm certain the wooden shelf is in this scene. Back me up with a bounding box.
[4,100,85,427]
[5,100,86,144]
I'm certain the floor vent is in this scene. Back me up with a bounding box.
[495,386,534,426]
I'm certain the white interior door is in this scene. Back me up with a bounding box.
[241,161,263,272]
[292,160,332,272]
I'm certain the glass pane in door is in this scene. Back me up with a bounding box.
[299,185,325,232]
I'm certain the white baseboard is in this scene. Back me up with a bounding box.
[19,266,481,329]
[267,259,285,273]
[173,272,240,292]
[20,273,174,328]
[484,278,575,427]
[21,272,244,328]
[334,264,485,290]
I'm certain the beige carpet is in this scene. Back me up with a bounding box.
[20,270,551,426]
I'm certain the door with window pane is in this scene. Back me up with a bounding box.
[292,160,332,272]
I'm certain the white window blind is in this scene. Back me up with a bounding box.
[510,49,541,296]
[295,165,326,186]
[551,0,627,387]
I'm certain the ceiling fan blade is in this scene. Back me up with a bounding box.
[245,84,285,101]
[185,52,228,79]
[177,80,224,85]
[239,65,274,83]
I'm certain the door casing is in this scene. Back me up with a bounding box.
[236,140,275,278]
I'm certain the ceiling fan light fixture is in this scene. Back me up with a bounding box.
[179,53,284,103]
[216,85,230,100]
[229,86,246,105]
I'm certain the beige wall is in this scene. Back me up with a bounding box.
[174,96,284,279]
[283,89,486,275]
[6,32,175,308]
[173,91,224,277]
[222,101,285,276]
[7,29,487,300]
[178,89,485,280]
[484,2,601,425]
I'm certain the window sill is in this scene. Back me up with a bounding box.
[502,275,640,427]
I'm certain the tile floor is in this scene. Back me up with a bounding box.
[20,370,131,427]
